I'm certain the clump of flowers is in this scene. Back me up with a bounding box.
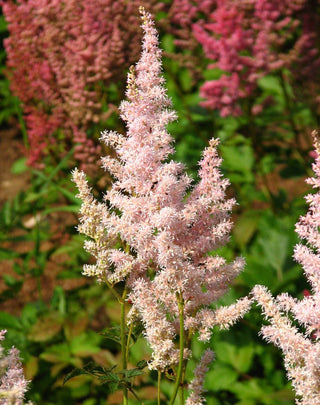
[73,8,251,404]
[2,0,160,169]
[0,330,29,405]
[168,0,320,117]
[253,132,320,404]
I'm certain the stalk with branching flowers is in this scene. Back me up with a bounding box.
[253,131,320,404]
[0,330,30,405]
[73,8,251,404]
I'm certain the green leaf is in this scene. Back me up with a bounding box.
[41,205,81,216]
[70,332,102,356]
[64,363,122,393]
[3,274,22,288]
[229,379,271,402]
[120,368,145,380]
[258,75,282,95]
[233,211,260,248]
[11,158,28,174]
[256,228,289,277]
[0,311,21,330]
[221,142,255,183]
[136,360,148,369]
[241,258,276,289]
[52,234,86,257]
[64,367,91,384]
[56,185,81,205]
[21,303,39,328]
[40,343,74,364]
[0,248,19,260]
[0,16,7,33]
[233,345,255,374]
[205,365,238,391]
[161,34,175,53]
[260,154,276,175]
[100,326,121,345]
[2,201,12,226]
[214,341,254,374]
[28,312,63,342]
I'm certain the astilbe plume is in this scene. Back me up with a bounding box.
[0,330,29,405]
[253,132,320,404]
[2,0,160,169]
[72,8,251,402]
[168,0,320,117]
[185,349,214,405]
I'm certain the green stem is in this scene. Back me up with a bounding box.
[169,296,185,405]
[127,385,144,405]
[101,275,123,303]
[180,328,193,405]
[125,321,134,363]
[279,71,301,148]
[179,384,184,405]
[121,287,128,405]
[36,276,43,303]
[157,370,161,405]
[15,97,29,149]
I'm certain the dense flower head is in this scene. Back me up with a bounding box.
[253,132,320,404]
[73,8,250,373]
[2,0,160,168]
[168,0,320,116]
[0,330,29,405]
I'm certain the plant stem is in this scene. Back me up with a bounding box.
[179,384,184,405]
[169,295,185,405]
[121,287,128,405]
[15,97,29,149]
[157,370,161,405]
[127,385,144,404]
[125,321,134,363]
[102,275,123,303]
[279,71,301,149]
[180,328,193,404]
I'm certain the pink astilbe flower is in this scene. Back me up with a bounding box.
[253,131,320,404]
[168,0,320,117]
[2,0,160,169]
[73,8,250,377]
[0,330,29,405]
[186,349,214,405]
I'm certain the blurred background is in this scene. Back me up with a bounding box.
[0,1,319,404]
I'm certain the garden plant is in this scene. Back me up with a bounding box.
[0,2,319,405]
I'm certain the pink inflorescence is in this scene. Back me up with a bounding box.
[0,330,29,405]
[2,0,160,169]
[73,8,250,392]
[169,0,320,117]
[253,132,320,404]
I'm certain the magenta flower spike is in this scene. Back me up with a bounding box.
[2,0,161,169]
[168,0,320,117]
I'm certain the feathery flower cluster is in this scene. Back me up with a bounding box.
[169,0,320,117]
[73,8,250,391]
[0,330,29,405]
[253,132,320,404]
[185,349,214,405]
[2,0,160,168]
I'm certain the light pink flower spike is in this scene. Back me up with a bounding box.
[253,131,320,404]
[0,330,30,405]
[73,8,249,377]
